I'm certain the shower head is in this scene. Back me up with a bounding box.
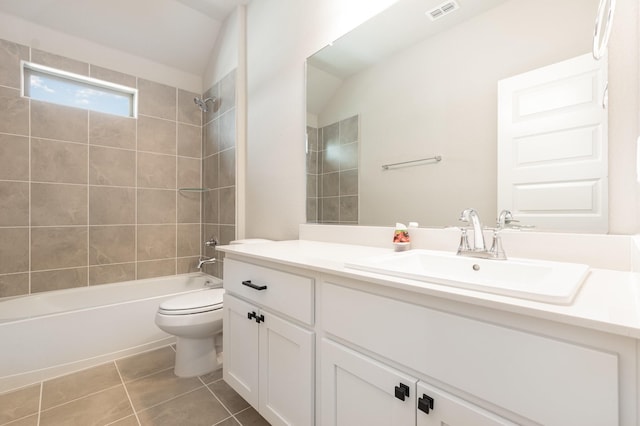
[194,96,216,112]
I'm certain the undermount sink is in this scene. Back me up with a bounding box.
[345,249,590,304]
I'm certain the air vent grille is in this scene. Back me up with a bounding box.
[427,0,460,21]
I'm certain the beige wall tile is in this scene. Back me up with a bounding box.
[31,101,88,143]
[177,123,202,158]
[31,49,89,75]
[136,259,176,279]
[203,119,218,157]
[218,148,235,188]
[31,267,87,293]
[0,383,40,424]
[340,195,358,222]
[137,189,176,224]
[31,227,87,271]
[322,172,339,197]
[89,145,136,186]
[0,228,29,274]
[0,87,29,135]
[89,263,135,286]
[137,115,176,155]
[340,142,358,170]
[177,191,201,224]
[89,226,135,265]
[0,39,29,89]
[90,186,135,225]
[340,169,358,196]
[178,157,201,189]
[31,183,87,226]
[0,272,29,298]
[202,189,218,224]
[178,89,201,126]
[219,187,235,225]
[177,256,200,274]
[137,152,176,189]
[177,224,201,257]
[138,79,176,120]
[0,181,28,226]
[203,154,218,190]
[38,385,133,425]
[31,139,88,184]
[137,225,176,261]
[42,362,122,410]
[219,109,236,151]
[0,134,29,181]
[90,65,136,88]
[219,225,236,246]
[89,111,136,150]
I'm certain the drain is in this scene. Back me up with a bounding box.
[472,264,480,271]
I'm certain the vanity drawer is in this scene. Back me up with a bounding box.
[224,258,314,325]
[322,281,618,426]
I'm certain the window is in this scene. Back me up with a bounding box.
[22,61,137,118]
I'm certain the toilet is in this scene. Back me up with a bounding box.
[155,288,225,377]
[155,238,271,377]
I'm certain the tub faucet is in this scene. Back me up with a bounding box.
[197,257,216,269]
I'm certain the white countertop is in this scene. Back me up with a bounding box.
[218,240,640,340]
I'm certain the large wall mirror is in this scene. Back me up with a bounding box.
[306,0,609,233]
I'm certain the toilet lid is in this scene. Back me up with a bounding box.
[158,289,224,315]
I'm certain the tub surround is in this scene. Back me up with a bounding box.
[218,228,640,425]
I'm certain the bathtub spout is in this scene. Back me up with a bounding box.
[197,257,216,269]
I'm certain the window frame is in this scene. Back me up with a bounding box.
[21,60,138,118]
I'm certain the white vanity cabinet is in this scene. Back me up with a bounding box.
[321,339,516,426]
[223,258,315,426]
[320,279,620,426]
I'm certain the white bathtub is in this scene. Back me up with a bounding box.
[0,272,221,393]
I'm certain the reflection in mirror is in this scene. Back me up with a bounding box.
[306,0,605,232]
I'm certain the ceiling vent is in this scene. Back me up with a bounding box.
[426,0,460,21]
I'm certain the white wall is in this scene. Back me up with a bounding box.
[244,0,397,240]
[244,0,639,238]
[203,7,239,90]
[0,11,202,93]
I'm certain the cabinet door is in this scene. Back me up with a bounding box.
[223,294,260,407]
[321,339,416,426]
[417,382,517,426]
[259,312,314,426]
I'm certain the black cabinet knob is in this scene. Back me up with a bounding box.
[418,394,434,414]
[394,383,410,401]
[247,311,256,320]
[256,314,265,323]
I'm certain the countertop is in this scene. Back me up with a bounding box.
[217,240,640,340]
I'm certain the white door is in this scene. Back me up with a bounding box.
[223,294,260,407]
[321,339,416,426]
[259,312,314,426]
[497,52,608,232]
[416,381,518,426]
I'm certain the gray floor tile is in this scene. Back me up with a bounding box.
[124,368,202,411]
[136,387,230,426]
[199,368,223,385]
[208,380,250,415]
[3,414,38,426]
[116,346,176,382]
[0,384,40,424]
[234,407,271,426]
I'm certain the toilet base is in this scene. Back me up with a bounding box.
[174,335,221,377]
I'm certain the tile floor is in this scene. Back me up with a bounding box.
[0,345,271,426]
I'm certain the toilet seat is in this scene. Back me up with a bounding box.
[158,289,224,315]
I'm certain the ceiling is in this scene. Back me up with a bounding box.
[0,0,247,77]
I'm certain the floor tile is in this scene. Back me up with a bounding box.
[214,417,240,426]
[42,362,121,410]
[39,385,133,426]
[0,384,40,424]
[3,414,38,426]
[136,387,230,426]
[124,368,202,411]
[116,346,176,382]
[234,407,271,426]
[208,380,250,414]
[104,414,140,426]
[199,368,223,385]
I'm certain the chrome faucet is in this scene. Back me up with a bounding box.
[457,208,508,260]
[198,237,219,270]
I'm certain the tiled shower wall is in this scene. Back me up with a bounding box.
[0,37,235,298]
[201,73,237,277]
[306,115,359,224]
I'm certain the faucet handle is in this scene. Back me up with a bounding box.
[457,228,471,255]
[204,237,219,247]
[489,229,507,260]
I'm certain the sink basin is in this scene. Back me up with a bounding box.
[345,249,589,304]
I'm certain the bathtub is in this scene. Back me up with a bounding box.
[0,272,221,393]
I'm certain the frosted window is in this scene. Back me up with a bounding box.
[22,62,137,118]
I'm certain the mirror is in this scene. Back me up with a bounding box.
[306,0,604,231]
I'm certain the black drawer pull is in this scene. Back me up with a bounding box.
[242,280,267,291]
[418,394,434,414]
[394,383,410,401]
